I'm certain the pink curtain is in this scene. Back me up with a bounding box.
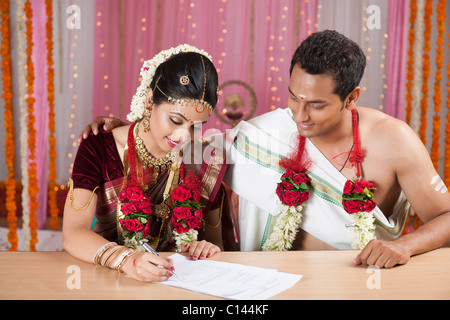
[93,0,318,134]
[385,0,409,120]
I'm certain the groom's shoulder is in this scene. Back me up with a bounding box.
[247,108,289,127]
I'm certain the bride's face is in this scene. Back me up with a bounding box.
[147,100,210,158]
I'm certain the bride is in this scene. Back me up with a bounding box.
[63,45,228,282]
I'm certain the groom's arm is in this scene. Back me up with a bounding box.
[355,121,450,268]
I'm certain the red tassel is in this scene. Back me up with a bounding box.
[279,135,311,173]
[350,109,364,177]
[182,169,203,191]
[280,109,363,177]
[126,123,138,186]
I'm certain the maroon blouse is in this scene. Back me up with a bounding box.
[71,130,224,244]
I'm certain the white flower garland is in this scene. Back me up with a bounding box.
[348,212,376,250]
[122,234,141,250]
[17,0,31,251]
[127,44,213,122]
[262,204,304,251]
[264,203,376,251]
[173,229,199,252]
[264,178,377,251]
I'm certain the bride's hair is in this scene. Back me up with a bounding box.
[150,52,219,109]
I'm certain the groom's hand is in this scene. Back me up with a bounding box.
[78,116,126,143]
[353,239,411,269]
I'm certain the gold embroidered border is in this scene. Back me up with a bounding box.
[200,149,225,207]
[97,180,124,208]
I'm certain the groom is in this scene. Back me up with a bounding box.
[81,30,450,268]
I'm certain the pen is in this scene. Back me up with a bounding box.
[139,240,181,279]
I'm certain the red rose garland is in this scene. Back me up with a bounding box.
[341,109,377,249]
[118,168,204,251]
[275,169,310,207]
[171,165,205,249]
[342,180,376,214]
[118,186,153,242]
[265,109,377,251]
[263,135,311,251]
[118,123,204,251]
[342,179,377,249]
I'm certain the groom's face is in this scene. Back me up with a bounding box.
[287,65,345,139]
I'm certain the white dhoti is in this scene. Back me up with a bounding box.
[224,108,409,251]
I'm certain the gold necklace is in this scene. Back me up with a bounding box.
[134,122,172,171]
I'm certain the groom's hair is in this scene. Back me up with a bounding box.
[290,30,366,102]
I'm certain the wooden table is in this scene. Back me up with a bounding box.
[1,249,449,300]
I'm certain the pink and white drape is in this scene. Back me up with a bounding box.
[4,0,448,237]
[92,0,318,135]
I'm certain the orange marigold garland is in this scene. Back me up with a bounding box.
[1,0,18,251]
[405,0,417,126]
[25,0,39,251]
[418,0,432,145]
[403,0,418,235]
[430,0,446,170]
[46,0,59,230]
[404,0,416,234]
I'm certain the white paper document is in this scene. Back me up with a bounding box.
[159,254,302,300]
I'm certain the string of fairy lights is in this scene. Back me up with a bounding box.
[67,9,79,176]
[362,5,389,111]
[315,2,389,112]
[268,4,288,111]
[62,1,392,178]
[95,9,112,117]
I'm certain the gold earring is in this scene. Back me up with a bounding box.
[143,99,153,133]
[142,116,151,133]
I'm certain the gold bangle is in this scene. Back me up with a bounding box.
[93,242,118,265]
[100,245,122,268]
[104,246,126,269]
[116,249,137,273]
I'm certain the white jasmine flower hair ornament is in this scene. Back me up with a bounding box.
[127,44,213,122]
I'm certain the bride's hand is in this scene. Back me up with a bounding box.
[181,240,221,260]
[121,251,175,282]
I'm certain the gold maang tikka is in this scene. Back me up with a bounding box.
[153,56,212,115]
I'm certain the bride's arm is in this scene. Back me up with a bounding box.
[62,188,109,261]
[62,188,175,281]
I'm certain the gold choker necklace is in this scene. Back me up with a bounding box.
[134,122,172,172]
